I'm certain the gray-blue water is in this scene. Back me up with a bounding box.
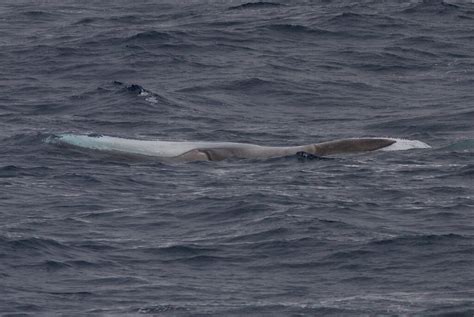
[1,0,473,316]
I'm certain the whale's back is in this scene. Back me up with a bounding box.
[54,134,255,158]
[49,134,431,161]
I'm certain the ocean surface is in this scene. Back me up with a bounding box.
[1,0,473,315]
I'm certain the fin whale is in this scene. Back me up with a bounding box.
[49,134,430,162]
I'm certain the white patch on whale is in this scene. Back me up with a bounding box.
[378,138,431,151]
[50,134,260,158]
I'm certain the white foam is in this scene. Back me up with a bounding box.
[145,96,158,104]
[378,138,431,151]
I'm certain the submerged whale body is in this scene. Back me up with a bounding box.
[50,134,431,162]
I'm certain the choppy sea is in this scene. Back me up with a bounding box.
[1,0,473,316]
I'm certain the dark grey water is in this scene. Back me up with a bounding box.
[1,0,473,316]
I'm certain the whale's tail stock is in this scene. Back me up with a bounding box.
[175,138,419,162]
[311,138,396,156]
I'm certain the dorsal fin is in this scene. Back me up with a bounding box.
[175,148,238,162]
